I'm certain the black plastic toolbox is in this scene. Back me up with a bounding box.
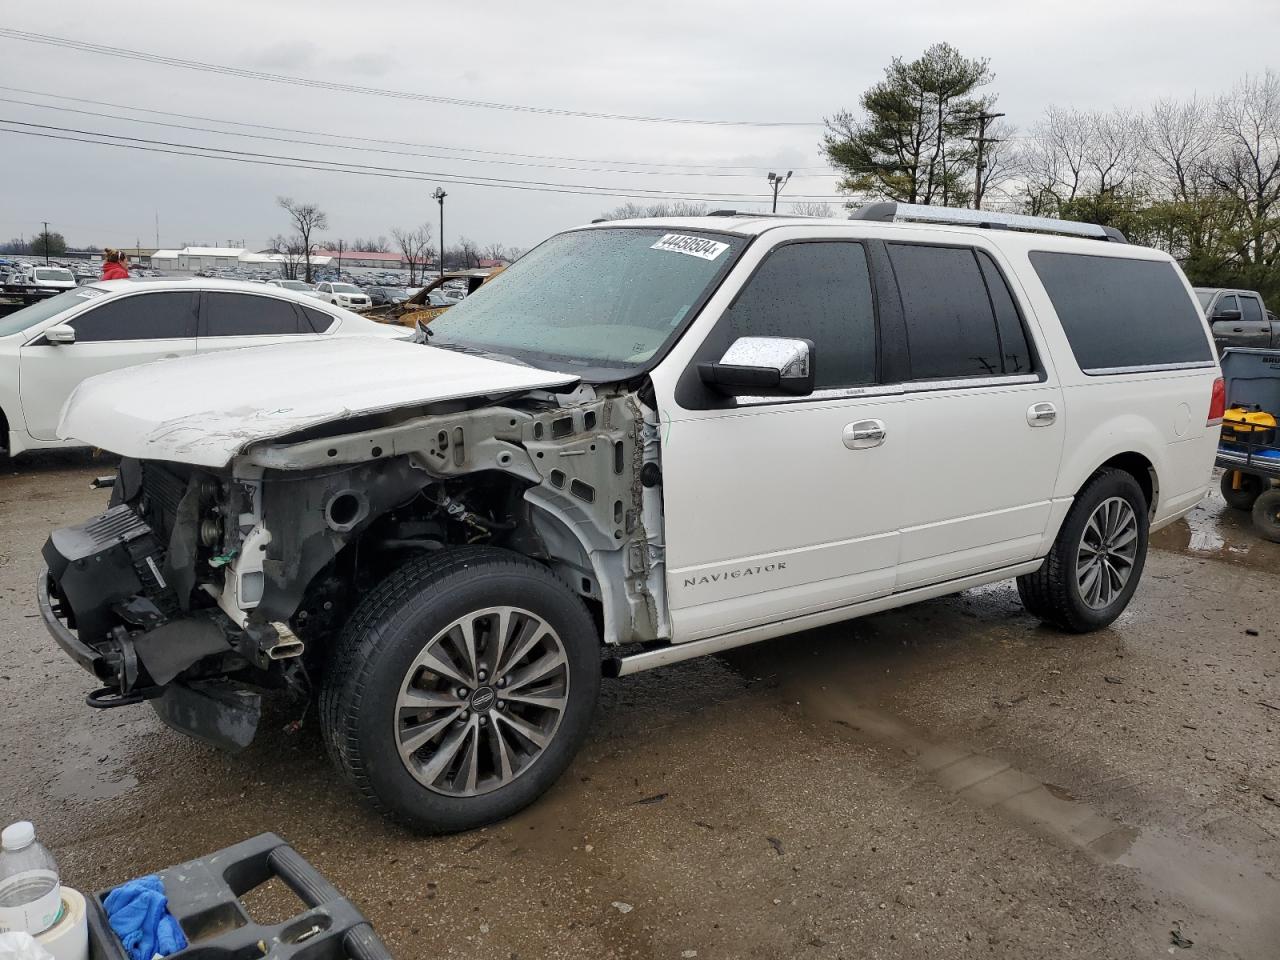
[85,833,393,959]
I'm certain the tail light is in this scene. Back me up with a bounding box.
[1207,376,1226,426]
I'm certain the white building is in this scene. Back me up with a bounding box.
[149,247,333,274]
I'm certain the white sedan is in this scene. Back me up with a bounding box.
[0,277,410,459]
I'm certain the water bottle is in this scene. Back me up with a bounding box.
[0,822,63,936]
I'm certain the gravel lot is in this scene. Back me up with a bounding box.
[2,452,1277,959]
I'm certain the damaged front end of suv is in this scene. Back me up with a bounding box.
[39,223,745,830]
[41,380,667,750]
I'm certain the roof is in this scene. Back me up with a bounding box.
[151,249,182,259]
[316,249,429,264]
[181,247,248,257]
[578,215,1172,260]
[85,277,363,310]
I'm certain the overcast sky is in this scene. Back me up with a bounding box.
[0,0,1274,253]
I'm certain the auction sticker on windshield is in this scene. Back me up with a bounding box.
[651,234,729,261]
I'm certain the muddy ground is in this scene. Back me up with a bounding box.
[1,452,1277,959]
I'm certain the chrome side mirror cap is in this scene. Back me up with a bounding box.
[697,336,815,396]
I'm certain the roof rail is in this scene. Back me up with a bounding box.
[849,201,1127,243]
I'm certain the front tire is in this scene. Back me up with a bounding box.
[320,547,601,833]
[1017,469,1149,633]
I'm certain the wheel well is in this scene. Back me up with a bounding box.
[1098,452,1157,513]
[0,404,8,454]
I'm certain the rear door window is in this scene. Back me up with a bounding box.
[69,292,198,342]
[201,292,308,336]
[1216,294,1239,317]
[719,241,877,389]
[887,244,1019,380]
[1241,296,1264,323]
[1029,252,1213,372]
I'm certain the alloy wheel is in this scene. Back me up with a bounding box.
[394,606,570,797]
[1076,496,1139,610]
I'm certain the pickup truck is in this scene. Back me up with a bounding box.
[1196,287,1279,350]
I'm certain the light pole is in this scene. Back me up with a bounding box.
[336,238,344,275]
[41,220,49,265]
[766,172,792,213]
[432,187,447,279]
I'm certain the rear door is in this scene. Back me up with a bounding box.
[19,291,198,440]
[196,291,321,353]
[1237,294,1272,347]
[1208,294,1267,348]
[878,241,1065,588]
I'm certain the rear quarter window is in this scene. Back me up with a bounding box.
[1029,252,1212,372]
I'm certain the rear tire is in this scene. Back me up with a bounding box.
[320,547,601,833]
[1016,469,1149,633]
[1220,470,1265,511]
[1250,489,1280,543]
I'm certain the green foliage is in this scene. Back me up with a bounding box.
[822,43,994,206]
[30,230,66,257]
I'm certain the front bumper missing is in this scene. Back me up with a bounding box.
[37,568,102,675]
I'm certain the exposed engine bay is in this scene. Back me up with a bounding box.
[40,384,667,749]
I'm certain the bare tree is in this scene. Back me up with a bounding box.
[391,223,434,284]
[277,197,328,283]
[789,201,836,217]
[975,120,1020,209]
[267,234,306,280]
[596,200,708,220]
[456,237,481,269]
[482,242,509,263]
[1211,70,1280,268]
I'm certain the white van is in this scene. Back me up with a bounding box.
[39,204,1221,832]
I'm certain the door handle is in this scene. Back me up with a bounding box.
[843,419,886,449]
[1027,402,1057,427]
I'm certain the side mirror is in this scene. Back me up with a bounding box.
[45,324,76,345]
[1214,308,1243,322]
[698,336,815,396]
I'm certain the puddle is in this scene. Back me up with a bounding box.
[1150,485,1280,570]
[782,678,1280,950]
[44,721,144,804]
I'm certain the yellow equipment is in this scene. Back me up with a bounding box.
[1222,406,1277,444]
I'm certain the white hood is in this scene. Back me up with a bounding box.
[59,337,578,467]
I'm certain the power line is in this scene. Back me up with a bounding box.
[0,84,834,172]
[0,121,850,204]
[0,93,839,181]
[0,29,822,128]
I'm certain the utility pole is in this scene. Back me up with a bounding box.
[155,211,159,250]
[432,187,447,278]
[41,221,49,264]
[766,171,793,213]
[966,111,1005,211]
[337,238,344,275]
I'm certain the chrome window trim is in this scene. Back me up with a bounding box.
[1082,361,1217,376]
[729,373,1041,408]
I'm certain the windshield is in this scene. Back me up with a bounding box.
[0,287,102,337]
[278,280,310,290]
[35,268,74,282]
[1195,291,1214,309]
[429,227,745,369]
[332,283,361,294]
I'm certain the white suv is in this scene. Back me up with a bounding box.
[38,205,1221,832]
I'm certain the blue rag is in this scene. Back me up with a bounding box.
[103,874,188,960]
